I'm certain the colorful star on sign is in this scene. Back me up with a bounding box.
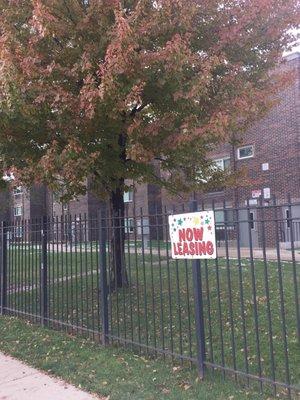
[205,219,210,224]
[193,217,200,225]
[178,218,183,226]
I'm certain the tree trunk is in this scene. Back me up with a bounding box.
[109,183,128,289]
[107,131,129,290]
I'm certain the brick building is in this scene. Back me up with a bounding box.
[161,52,300,247]
[0,190,10,223]
[9,184,47,223]
[3,183,47,241]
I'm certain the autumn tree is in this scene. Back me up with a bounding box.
[0,0,298,287]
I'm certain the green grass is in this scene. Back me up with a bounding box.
[0,315,274,400]
[6,245,165,286]
[5,246,300,398]
[108,258,300,394]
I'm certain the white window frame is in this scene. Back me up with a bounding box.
[124,190,134,203]
[214,210,225,223]
[14,206,22,217]
[13,186,23,196]
[14,226,23,238]
[237,145,254,160]
[125,218,134,234]
[214,209,235,227]
[213,157,230,171]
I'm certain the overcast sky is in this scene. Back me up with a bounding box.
[284,29,300,54]
[285,42,300,54]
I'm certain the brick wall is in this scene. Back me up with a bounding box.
[159,53,300,247]
[0,190,11,222]
[232,53,300,206]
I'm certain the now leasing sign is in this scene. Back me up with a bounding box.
[169,212,217,260]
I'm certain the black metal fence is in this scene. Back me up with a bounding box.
[0,199,299,398]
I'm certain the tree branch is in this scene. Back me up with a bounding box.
[129,103,148,117]
[62,0,77,25]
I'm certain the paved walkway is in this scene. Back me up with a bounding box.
[216,247,300,262]
[44,243,300,262]
[0,353,101,400]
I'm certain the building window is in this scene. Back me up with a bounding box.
[62,203,68,212]
[14,206,22,217]
[215,209,234,225]
[14,226,23,238]
[125,218,134,234]
[13,186,23,196]
[215,210,225,223]
[237,145,254,160]
[124,190,134,203]
[213,157,230,171]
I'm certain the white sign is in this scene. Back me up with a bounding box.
[252,190,262,199]
[248,199,258,206]
[262,163,269,171]
[263,187,271,199]
[168,212,217,259]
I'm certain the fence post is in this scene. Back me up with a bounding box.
[0,221,7,315]
[190,199,206,379]
[99,210,109,345]
[41,216,48,326]
[287,194,300,344]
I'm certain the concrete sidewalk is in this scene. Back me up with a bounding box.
[0,353,102,400]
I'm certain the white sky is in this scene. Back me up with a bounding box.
[285,43,300,55]
[284,29,300,55]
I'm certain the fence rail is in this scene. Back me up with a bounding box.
[0,199,299,398]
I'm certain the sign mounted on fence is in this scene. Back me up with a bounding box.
[252,189,262,199]
[169,211,217,260]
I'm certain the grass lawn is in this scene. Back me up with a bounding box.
[0,315,272,400]
[4,245,300,398]
[6,245,162,286]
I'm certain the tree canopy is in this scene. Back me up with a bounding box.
[0,0,298,200]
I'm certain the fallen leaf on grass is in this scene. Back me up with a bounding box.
[172,366,181,373]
